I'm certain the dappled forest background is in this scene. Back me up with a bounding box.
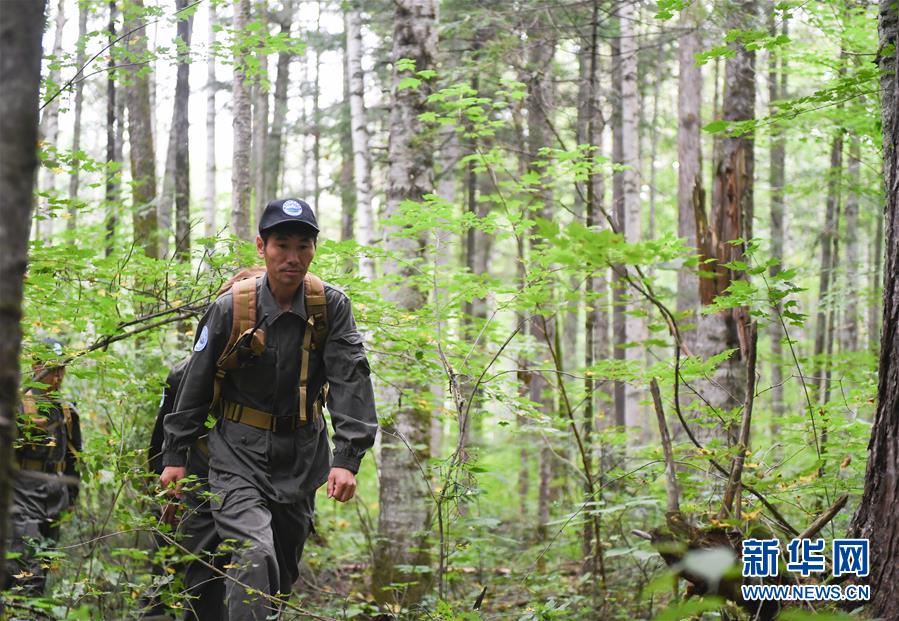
[1,0,897,618]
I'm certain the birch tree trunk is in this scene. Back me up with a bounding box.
[610,30,627,434]
[264,1,295,202]
[311,5,322,212]
[0,0,47,585]
[619,2,645,439]
[231,0,252,240]
[432,122,459,459]
[67,2,88,237]
[125,0,159,259]
[677,8,702,322]
[346,3,375,282]
[373,0,437,605]
[36,0,66,240]
[252,59,269,223]
[205,1,217,239]
[848,4,898,614]
[694,0,757,446]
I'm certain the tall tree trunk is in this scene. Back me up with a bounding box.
[849,3,898,615]
[677,6,702,333]
[842,135,861,353]
[252,53,269,223]
[767,11,787,429]
[346,2,375,281]
[264,1,295,203]
[0,0,47,585]
[205,1,217,239]
[105,0,120,255]
[431,120,460,460]
[67,2,88,238]
[373,0,437,605]
[870,196,883,353]
[814,117,844,408]
[512,97,531,520]
[694,0,756,446]
[526,17,556,548]
[159,105,177,255]
[173,0,193,260]
[610,28,626,434]
[125,0,159,258]
[231,0,252,240]
[339,63,355,246]
[36,0,66,241]
[311,5,322,212]
[579,0,607,572]
[619,2,645,439]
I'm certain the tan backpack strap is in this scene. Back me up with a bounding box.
[212,276,259,412]
[298,274,329,424]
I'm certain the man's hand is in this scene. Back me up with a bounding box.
[327,467,357,502]
[159,466,187,499]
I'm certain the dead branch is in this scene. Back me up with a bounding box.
[649,378,680,515]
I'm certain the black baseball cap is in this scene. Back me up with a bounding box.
[258,198,319,235]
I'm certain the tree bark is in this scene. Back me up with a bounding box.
[35,0,66,241]
[610,28,627,434]
[677,8,702,322]
[264,1,295,203]
[767,11,787,428]
[842,135,860,353]
[231,0,252,240]
[345,2,375,282]
[173,0,193,260]
[67,2,89,238]
[311,5,322,212]
[0,0,47,585]
[373,0,437,605]
[619,1,645,440]
[252,53,269,223]
[433,121,460,460]
[848,3,898,615]
[124,0,159,259]
[526,16,556,547]
[105,0,120,255]
[694,0,756,445]
[205,1,217,239]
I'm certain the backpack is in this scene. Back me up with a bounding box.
[210,272,329,423]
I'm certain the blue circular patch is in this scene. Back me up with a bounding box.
[282,200,303,217]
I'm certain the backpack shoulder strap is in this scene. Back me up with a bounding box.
[212,275,260,410]
[298,273,329,424]
[303,273,328,350]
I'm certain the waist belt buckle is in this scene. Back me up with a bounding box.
[271,415,297,433]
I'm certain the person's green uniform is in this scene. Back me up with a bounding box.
[5,386,81,596]
[162,200,377,619]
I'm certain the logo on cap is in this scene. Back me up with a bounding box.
[282,200,303,217]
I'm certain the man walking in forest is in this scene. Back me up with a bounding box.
[4,339,82,597]
[159,198,378,619]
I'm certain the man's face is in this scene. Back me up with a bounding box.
[256,229,317,292]
[32,364,65,393]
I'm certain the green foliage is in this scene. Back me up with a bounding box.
[12,0,886,618]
